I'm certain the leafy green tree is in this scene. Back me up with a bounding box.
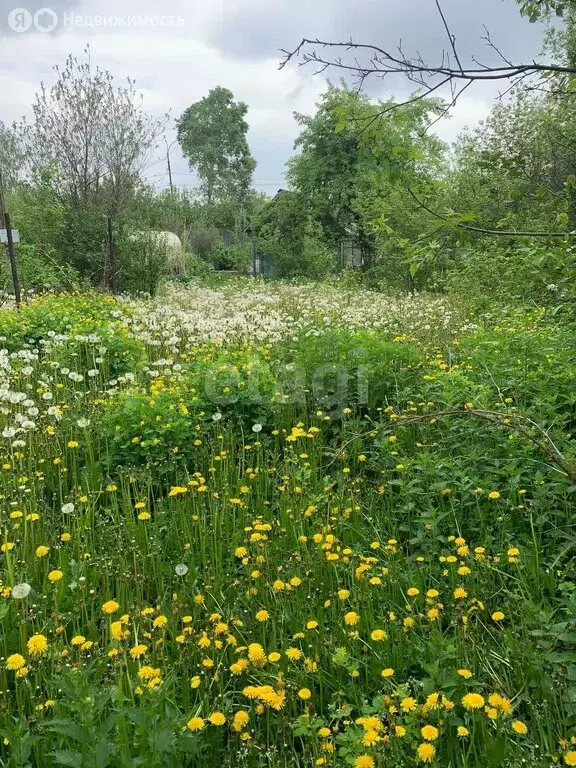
[17,50,166,292]
[254,190,307,260]
[443,8,576,238]
[177,87,256,204]
[287,84,445,277]
[445,94,566,234]
[7,169,66,247]
[253,189,337,277]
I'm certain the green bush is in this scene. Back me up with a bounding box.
[102,348,277,470]
[0,243,82,293]
[281,328,425,412]
[445,242,576,310]
[179,253,214,279]
[0,292,144,377]
[115,231,169,296]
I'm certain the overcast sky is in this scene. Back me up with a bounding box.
[0,0,547,194]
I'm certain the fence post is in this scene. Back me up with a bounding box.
[4,212,21,307]
[251,239,257,276]
[0,172,21,307]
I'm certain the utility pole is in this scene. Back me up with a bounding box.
[0,170,21,307]
[165,138,174,193]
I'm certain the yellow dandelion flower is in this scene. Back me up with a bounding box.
[6,654,25,671]
[298,688,311,700]
[27,634,48,656]
[35,545,50,557]
[421,725,439,741]
[232,710,250,732]
[187,716,204,732]
[462,693,485,710]
[401,697,417,712]
[129,644,147,660]
[48,570,63,583]
[306,620,319,630]
[381,668,394,678]
[416,743,436,763]
[354,757,375,768]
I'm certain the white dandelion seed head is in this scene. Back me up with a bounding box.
[12,582,31,599]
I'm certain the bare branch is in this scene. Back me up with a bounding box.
[279,33,575,116]
[280,37,575,78]
[407,187,573,237]
[481,25,514,68]
[435,0,464,73]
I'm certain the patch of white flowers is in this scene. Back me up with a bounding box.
[123,281,472,352]
[0,280,474,448]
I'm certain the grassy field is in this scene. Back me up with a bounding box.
[1,280,576,767]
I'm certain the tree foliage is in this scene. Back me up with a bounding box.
[19,49,165,213]
[518,0,576,21]
[287,84,445,279]
[13,49,167,292]
[10,2,576,300]
[177,87,256,204]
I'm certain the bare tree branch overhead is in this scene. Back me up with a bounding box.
[279,38,575,98]
[279,1,576,111]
